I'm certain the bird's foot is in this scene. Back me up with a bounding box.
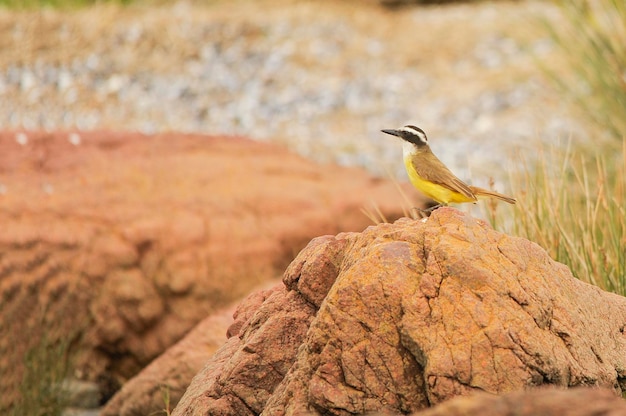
[410,204,443,219]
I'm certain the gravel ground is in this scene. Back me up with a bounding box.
[0,0,583,185]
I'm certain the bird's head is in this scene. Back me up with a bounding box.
[381,125,429,147]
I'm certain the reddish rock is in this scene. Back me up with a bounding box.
[99,306,235,416]
[0,131,411,410]
[416,386,626,416]
[174,285,316,416]
[172,208,626,416]
[100,282,283,416]
[227,283,284,339]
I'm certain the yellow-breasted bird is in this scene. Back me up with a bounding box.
[382,125,516,211]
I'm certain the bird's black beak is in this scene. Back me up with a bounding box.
[381,129,400,137]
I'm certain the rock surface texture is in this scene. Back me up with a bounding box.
[0,131,410,409]
[99,304,235,416]
[173,208,626,415]
[99,281,281,416]
[417,386,626,416]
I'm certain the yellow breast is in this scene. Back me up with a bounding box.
[403,154,475,204]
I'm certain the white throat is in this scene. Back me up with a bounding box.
[402,141,417,159]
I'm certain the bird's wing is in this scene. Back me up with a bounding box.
[412,152,476,200]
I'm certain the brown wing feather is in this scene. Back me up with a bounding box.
[469,186,516,204]
[411,151,476,200]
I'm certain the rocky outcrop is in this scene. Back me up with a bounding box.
[99,282,280,416]
[0,131,411,410]
[172,208,626,415]
[99,305,235,416]
[417,386,626,416]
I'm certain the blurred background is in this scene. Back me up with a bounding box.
[0,0,603,182]
[1,0,624,415]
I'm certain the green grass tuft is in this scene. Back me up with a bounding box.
[9,334,74,416]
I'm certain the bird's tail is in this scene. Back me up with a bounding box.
[469,186,516,205]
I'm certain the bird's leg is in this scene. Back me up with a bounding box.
[411,203,444,219]
[420,203,443,213]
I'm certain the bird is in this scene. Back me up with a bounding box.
[381,125,516,212]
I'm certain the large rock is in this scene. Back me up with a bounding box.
[96,308,233,416]
[99,282,280,416]
[0,131,410,409]
[173,208,626,415]
[416,386,626,416]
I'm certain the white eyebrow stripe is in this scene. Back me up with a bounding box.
[399,126,427,141]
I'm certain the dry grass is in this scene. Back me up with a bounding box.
[0,0,131,8]
[508,141,625,295]
[505,0,626,296]
[542,0,626,143]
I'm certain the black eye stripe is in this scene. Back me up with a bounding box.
[399,125,428,145]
